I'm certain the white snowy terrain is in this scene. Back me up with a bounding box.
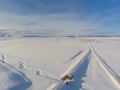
[0,37,120,90]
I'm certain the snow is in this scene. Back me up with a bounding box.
[0,37,120,90]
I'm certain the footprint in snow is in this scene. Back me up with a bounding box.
[36,70,42,76]
[0,55,7,63]
[18,61,25,69]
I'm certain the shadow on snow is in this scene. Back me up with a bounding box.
[60,54,91,90]
[0,63,32,90]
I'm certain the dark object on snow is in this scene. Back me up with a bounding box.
[61,75,74,84]
[61,75,73,80]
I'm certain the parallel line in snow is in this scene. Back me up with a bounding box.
[48,47,91,90]
[91,47,120,89]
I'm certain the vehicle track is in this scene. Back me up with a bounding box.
[90,46,120,89]
[48,46,120,90]
[47,47,91,90]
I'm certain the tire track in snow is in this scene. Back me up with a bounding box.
[61,48,91,80]
[48,46,120,90]
[47,47,91,90]
[90,47,120,89]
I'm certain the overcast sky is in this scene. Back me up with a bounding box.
[0,0,120,36]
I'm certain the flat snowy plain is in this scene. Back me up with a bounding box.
[0,37,120,90]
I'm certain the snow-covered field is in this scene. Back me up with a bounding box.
[0,37,120,90]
